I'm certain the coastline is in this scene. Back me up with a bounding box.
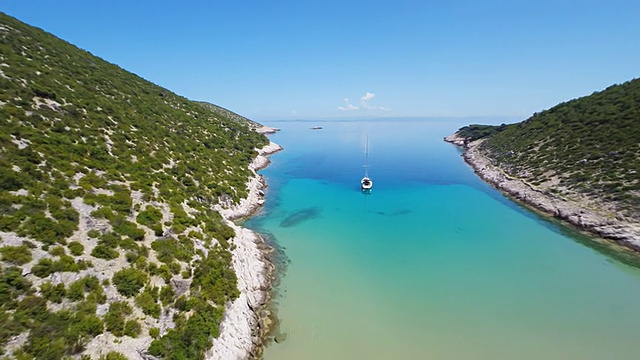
[207,138,283,360]
[444,133,640,252]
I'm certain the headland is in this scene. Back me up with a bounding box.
[445,134,640,252]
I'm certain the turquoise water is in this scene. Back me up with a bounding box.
[247,119,640,360]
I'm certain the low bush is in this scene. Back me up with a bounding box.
[40,282,66,303]
[0,244,32,265]
[91,244,119,260]
[135,291,161,318]
[105,301,132,337]
[68,241,84,256]
[112,267,148,297]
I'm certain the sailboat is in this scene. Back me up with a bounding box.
[361,136,373,191]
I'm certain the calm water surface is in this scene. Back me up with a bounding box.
[246,119,640,360]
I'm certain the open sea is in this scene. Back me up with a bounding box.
[245,118,640,360]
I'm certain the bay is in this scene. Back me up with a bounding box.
[246,118,640,360]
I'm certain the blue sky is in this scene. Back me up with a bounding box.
[2,1,639,121]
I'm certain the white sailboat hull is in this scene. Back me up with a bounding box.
[361,176,373,190]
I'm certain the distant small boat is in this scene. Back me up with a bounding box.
[361,136,373,191]
[310,126,323,130]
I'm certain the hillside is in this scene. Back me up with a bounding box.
[0,12,269,360]
[196,102,261,130]
[446,79,640,248]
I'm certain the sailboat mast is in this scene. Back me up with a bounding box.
[364,135,369,177]
[360,134,373,191]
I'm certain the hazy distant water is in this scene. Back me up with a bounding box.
[246,118,640,360]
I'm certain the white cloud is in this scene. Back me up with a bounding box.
[360,92,375,102]
[360,92,376,109]
[338,92,389,112]
[338,98,359,111]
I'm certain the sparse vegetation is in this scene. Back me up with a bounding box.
[105,301,133,337]
[112,268,148,297]
[40,281,66,303]
[148,298,225,360]
[454,79,640,219]
[455,123,508,142]
[31,255,88,277]
[99,352,128,360]
[0,244,32,265]
[10,296,105,359]
[0,11,266,358]
[68,241,84,256]
[135,287,161,318]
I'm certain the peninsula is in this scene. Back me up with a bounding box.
[445,79,640,252]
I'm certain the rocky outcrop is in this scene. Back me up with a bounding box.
[207,141,282,360]
[217,142,283,221]
[255,126,280,135]
[445,135,640,251]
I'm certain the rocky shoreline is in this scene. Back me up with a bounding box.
[444,133,640,251]
[207,139,283,360]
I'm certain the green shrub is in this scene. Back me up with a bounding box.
[135,291,160,318]
[112,268,148,297]
[159,285,175,306]
[105,302,132,337]
[31,254,85,278]
[99,351,128,360]
[124,319,141,337]
[156,264,172,284]
[18,213,76,244]
[119,238,139,251]
[67,276,101,302]
[173,295,187,311]
[40,282,66,303]
[125,251,138,263]
[135,255,147,270]
[0,266,32,307]
[86,285,107,304]
[191,247,239,305]
[136,206,163,227]
[31,258,55,278]
[14,295,48,324]
[68,241,84,255]
[151,224,164,236]
[79,172,107,190]
[111,217,145,240]
[15,302,104,359]
[0,244,32,265]
[91,244,119,260]
[91,206,115,220]
[67,280,85,301]
[99,232,120,247]
[147,301,224,359]
[49,245,66,256]
[151,236,194,264]
[76,314,104,337]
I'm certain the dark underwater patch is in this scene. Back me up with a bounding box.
[373,208,412,216]
[279,207,321,227]
[390,209,412,216]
